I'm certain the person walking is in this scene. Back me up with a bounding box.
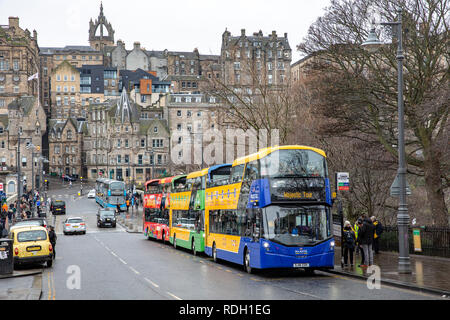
[343,221,356,267]
[358,215,375,267]
[126,199,130,213]
[371,216,384,254]
[48,226,57,258]
[354,218,364,264]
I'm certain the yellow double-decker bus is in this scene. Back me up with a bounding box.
[205,145,334,274]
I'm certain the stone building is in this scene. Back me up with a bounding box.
[167,92,222,172]
[0,96,46,195]
[84,89,170,185]
[88,2,115,52]
[0,17,40,113]
[47,117,86,177]
[220,29,292,87]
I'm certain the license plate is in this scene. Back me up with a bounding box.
[73,226,78,228]
[294,263,310,268]
[56,208,61,211]
[27,246,41,252]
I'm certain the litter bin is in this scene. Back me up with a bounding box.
[0,238,13,275]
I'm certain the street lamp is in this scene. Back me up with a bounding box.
[362,8,411,274]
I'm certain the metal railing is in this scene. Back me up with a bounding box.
[379,226,450,258]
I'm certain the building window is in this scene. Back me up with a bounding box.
[177,110,182,117]
[153,126,158,133]
[140,139,145,147]
[13,59,19,71]
[152,139,163,148]
[13,86,19,93]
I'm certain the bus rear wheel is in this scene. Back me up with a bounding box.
[162,231,165,244]
[212,243,217,262]
[192,239,197,256]
[244,249,252,274]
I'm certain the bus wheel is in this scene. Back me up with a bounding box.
[173,234,177,249]
[212,243,217,262]
[162,231,165,244]
[244,248,252,274]
[192,239,197,256]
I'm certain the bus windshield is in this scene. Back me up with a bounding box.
[110,182,125,191]
[263,205,331,246]
[260,149,327,178]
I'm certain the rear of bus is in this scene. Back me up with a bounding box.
[143,179,163,239]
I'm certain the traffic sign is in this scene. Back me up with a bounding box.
[336,172,349,191]
[0,183,3,192]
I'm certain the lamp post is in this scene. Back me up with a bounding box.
[362,8,411,274]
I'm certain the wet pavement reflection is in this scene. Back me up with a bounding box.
[334,248,450,293]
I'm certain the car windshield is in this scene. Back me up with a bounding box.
[263,205,331,246]
[17,230,47,242]
[100,211,114,217]
[54,201,65,206]
[68,219,84,223]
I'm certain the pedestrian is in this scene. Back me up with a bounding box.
[343,221,356,267]
[116,204,120,216]
[7,208,13,224]
[48,226,57,258]
[355,218,365,265]
[371,216,384,254]
[358,215,375,267]
[126,199,130,212]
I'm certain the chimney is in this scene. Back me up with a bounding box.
[284,32,287,39]
[33,30,38,40]
[9,17,19,28]
[272,31,277,38]
[133,42,141,50]
[241,29,246,36]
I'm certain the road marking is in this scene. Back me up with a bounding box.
[110,251,118,257]
[129,266,140,275]
[167,292,182,300]
[144,278,160,288]
[118,257,127,265]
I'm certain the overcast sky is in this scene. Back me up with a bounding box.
[0,0,331,62]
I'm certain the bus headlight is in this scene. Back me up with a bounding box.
[330,240,335,250]
[263,242,270,249]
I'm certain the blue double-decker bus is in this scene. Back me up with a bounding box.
[205,145,334,274]
[95,178,127,210]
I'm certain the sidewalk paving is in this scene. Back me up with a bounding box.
[331,247,450,296]
[0,270,42,300]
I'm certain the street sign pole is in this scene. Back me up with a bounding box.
[335,172,350,268]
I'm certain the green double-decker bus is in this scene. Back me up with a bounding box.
[169,169,207,255]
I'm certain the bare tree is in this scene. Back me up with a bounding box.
[297,0,449,225]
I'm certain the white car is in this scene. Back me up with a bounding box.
[87,189,96,198]
[63,217,86,235]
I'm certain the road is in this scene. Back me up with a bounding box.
[37,178,443,300]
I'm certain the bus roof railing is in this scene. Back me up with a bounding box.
[232,145,327,167]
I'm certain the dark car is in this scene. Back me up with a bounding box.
[97,209,116,228]
[11,217,48,231]
[50,200,66,215]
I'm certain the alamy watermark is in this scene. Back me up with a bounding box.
[170,128,280,166]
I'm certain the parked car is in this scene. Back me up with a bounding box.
[11,225,54,268]
[50,200,66,215]
[97,209,116,228]
[63,217,86,235]
[10,218,48,233]
[87,189,96,198]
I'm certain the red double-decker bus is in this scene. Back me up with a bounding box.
[143,177,173,243]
